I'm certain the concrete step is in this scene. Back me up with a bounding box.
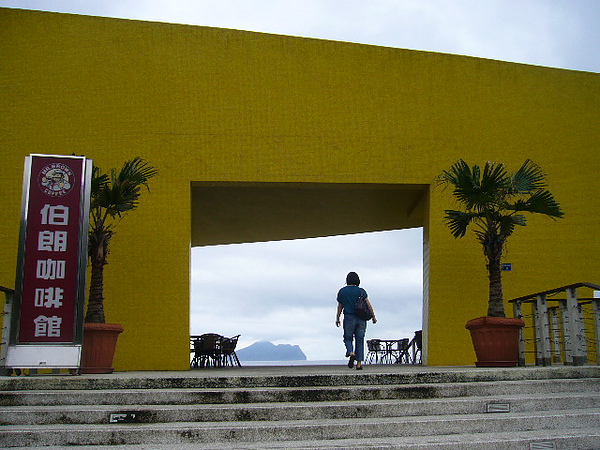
[2,392,599,425]
[2,377,598,406]
[1,367,598,448]
[8,428,600,450]
[2,366,599,391]
[1,409,599,447]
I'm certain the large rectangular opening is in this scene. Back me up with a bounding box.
[190,182,428,364]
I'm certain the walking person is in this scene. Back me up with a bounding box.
[335,272,377,370]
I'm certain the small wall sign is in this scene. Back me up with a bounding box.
[501,263,512,271]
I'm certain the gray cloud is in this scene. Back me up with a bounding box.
[191,229,423,360]
[4,0,597,72]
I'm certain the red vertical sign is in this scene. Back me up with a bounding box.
[16,155,88,344]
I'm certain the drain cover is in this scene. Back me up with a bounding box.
[529,442,556,450]
[486,402,510,413]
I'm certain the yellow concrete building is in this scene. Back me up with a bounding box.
[1,8,598,370]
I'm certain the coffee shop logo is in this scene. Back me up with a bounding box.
[38,163,74,197]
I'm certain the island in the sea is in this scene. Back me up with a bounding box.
[236,340,307,361]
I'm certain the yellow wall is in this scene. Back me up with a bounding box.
[1,8,599,369]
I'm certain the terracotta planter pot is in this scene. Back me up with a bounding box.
[81,323,124,374]
[465,316,525,367]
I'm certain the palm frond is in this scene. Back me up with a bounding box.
[510,159,546,193]
[508,189,564,218]
[480,161,509,194]
[92,158,159,218]
[90,167,109,201]
[437,160,480,209]
[118,157,158,189]
[444,209,476,238]
[436,159,466,189]
[438,160,513,213]
[499,213,525,238]
[478,161,510,209]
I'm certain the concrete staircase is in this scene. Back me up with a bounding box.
[1,366,599,449]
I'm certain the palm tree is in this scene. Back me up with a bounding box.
[85,157,158,323]
[436,159,564,317]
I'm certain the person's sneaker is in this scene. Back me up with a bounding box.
[348,354,356,368]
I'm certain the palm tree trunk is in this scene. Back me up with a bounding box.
[487,256,505,317]
[85,255,106,323]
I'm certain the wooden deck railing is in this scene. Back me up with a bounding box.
[509,282,600,366]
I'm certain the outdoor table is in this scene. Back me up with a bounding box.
[375,339,410,364]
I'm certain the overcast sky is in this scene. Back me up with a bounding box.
[2,0,599,361]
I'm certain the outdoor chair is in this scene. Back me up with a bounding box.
[366,339,383,364]
[191,333,223,368]
[394,338,411,364]
[221,334,241,367]
[410,330,422,364]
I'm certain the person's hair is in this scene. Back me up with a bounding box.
[346,272,360,286]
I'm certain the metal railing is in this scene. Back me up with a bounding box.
[509,282,600,366]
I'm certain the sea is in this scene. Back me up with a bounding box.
[241,360,346,366]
